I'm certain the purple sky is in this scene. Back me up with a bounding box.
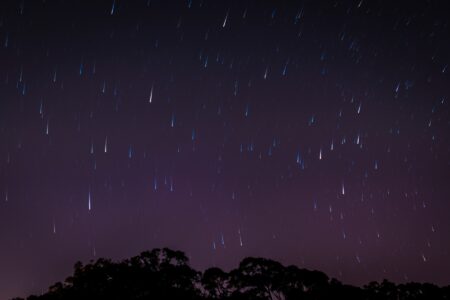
[0,0,449,299]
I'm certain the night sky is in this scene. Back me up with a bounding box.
[1,0,449,298]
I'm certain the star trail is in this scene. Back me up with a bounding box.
[0,0,449,299]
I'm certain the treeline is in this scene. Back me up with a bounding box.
[13,248,450,300]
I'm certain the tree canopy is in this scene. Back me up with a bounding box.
[12,248,450,300]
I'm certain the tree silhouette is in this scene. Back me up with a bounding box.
[202,267,232,299]
[229,257,285,299]
[12,248,450,300]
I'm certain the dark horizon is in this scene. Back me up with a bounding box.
[13,247,450,300]
[0,0,449,299]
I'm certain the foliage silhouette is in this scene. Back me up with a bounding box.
[13,247,450,300]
